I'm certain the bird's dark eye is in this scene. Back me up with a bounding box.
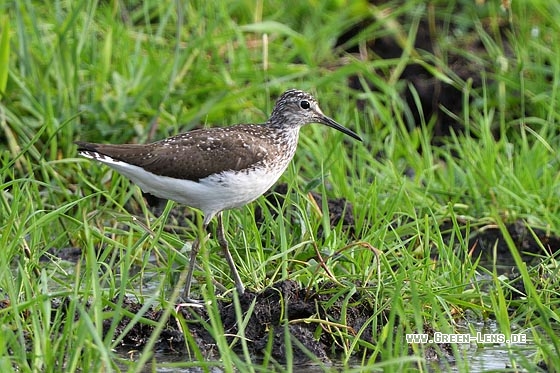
[299,100,311,110]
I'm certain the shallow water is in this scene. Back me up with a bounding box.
[451,320,536,372]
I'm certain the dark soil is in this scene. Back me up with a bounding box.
[102,280,436,364]
[465,219,560,266]
[110,280,349,364]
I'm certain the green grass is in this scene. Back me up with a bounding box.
[2,0,560,372]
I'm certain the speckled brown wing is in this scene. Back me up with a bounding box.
[75,124,274,181]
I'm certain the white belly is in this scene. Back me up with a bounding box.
[84,154,287,224]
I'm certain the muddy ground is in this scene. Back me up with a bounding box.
[107,280,371,364]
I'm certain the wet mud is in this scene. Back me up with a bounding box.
[107,280,361,364]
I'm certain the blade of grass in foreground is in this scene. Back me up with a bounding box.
[0,16,9,97]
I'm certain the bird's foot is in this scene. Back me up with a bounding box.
[175,297,206,311]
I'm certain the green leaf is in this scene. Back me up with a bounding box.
[0,16,10,98]
[240,20,301,38]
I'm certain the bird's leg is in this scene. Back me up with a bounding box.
[217,212,245,295]
[182,222,208,302]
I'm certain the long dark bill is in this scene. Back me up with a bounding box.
[318,115,362,142]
